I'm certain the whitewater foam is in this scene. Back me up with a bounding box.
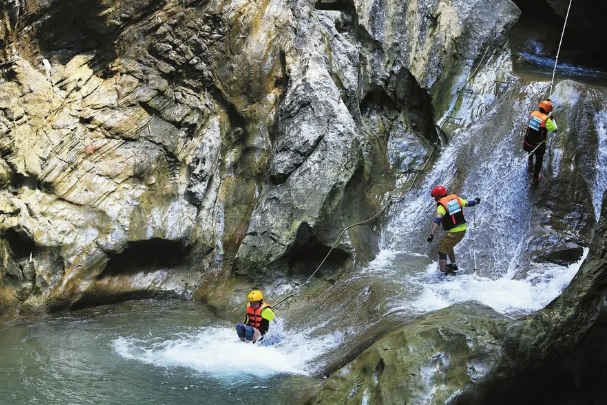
[112,319,343,380]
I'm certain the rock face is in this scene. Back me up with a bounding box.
[463,192,607,404]
[0,0,283,310]
[0,0,523,310]
[305,184,607,405]
[1,0,607,403]
[306,304,510,405]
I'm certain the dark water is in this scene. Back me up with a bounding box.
[513,50,607,88]
[0,300,323,405]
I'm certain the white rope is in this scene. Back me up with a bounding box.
[472,207,478,271]
[470,142,544,270]
[549,0,573,96]
[479,141,544,201]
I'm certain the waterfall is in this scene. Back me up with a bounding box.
[593,110,607,219]
[365,79,594,318]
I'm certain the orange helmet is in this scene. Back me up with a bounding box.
[431,185,447,198]
[539,100,553,113]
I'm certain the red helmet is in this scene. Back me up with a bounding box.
[539,99,553,113]
[431,185,447,198]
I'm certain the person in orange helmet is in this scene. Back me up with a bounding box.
[523,99,558,184]
[427,185,480,275]
[236,289,275,343]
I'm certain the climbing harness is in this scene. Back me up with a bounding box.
[549,0,573,97]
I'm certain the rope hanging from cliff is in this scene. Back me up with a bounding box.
[467,141,545,271]
[549,0,573,97]
[477,141,545,201]
[272,138,441,309]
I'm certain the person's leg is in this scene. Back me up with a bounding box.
[533,146,546,180]
[527,153,534,170]
[534,153,544,180]
[252,328,262,343]
[448,249,456,264]
[245,326,256,341]
[440,232,465,273]
[236,323,246,342]
[438,238,449,273]
[438,256,447,273]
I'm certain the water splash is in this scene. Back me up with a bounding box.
[369,248,588,318]
[112,319,343,380]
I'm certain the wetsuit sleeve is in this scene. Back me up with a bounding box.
[261,307,275,321]
[545,117,557,132]
[459,198,469,207]
[465,199,476,206]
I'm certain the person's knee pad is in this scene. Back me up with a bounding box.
[245,326,256,341]
[236,323,246,338]
[438,252,448,260]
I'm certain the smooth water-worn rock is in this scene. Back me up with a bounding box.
[306,192,607,405]
[307,303,510,405]
[456,192,607,404]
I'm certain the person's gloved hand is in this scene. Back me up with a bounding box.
[475,197,480,204]
[427,234,434,242]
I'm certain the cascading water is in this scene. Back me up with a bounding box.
[361,75,600,319]
[112,318,343,379]
[593,110,607,219]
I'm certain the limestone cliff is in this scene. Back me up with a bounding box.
[0,0,522,311]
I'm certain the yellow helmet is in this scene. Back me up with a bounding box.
[247,289,263,302]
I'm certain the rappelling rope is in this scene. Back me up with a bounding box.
[549,0,573,97]
[468,141,545,271]
[273,137,441,309]
[478,141,544,201]
[477,1,571,200]
[472,207,478,271]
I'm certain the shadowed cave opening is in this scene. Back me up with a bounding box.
[288,243,350,281]
[287,223,350,280]
[360,79,438,149]
[510,0,607,74]
[314,0,356,14]
[2,228,37,260]
[98,239,191,278]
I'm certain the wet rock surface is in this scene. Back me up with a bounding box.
[0,1,607,404]
[307,303,510,405]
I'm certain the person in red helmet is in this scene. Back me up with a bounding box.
[523,99,558,184]
[427,185,480,275]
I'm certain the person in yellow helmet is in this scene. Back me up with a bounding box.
[236,289,275,343]
[523,99,558,184]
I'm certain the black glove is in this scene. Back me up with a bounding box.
[475,197,480,205]
[427,234,434,242]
